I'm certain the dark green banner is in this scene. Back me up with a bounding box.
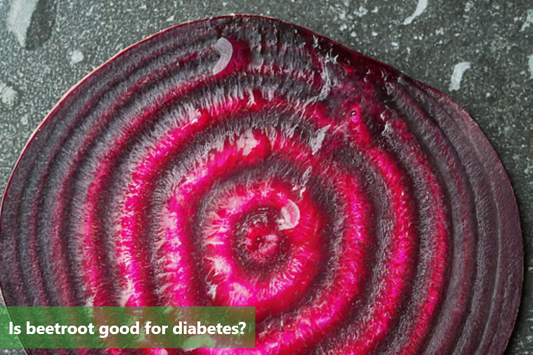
[0,307,255,349]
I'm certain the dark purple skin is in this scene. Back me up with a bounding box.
[0,15,523,355]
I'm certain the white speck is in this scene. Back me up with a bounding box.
[338,9,347,21]
[0,82,18,109]
[212,37,233,75]
[325,51,339,64]
[529,54,533,78]
[207,283,217,299]
[7,0,38,47]
[521,9,533,31]
[140,4,146,10]
[372,31,378,36]
[403,0,428,25]
[84,294,95,307]
[278,200,300,231]
[166,15,174,22]
[69,50,84,65]
[391,42,399,50]
[350,31,357,38]
[236,129,259,156]
[372,7,379,13]
[318,61,332,99]
[449,62,471,91]
[21,114,28,125]
[354,6,368,17]
[310,124,330,155]
[464,1,474,12]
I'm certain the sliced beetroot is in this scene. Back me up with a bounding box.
[0,15,522,355]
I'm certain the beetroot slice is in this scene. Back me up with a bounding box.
[0,15,522,355]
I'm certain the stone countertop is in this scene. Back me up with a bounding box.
[0,0,531,353]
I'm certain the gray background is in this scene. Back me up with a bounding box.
[0,0,531,353]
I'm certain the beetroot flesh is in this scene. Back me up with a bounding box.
[0,15,522,355]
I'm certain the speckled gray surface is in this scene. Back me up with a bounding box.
[0,0,531,353]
